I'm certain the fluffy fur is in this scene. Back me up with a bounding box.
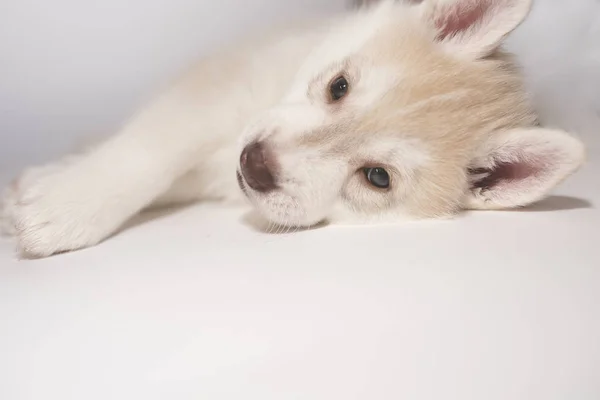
[0,0,587,258]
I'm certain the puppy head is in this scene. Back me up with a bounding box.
[238,0,585,228]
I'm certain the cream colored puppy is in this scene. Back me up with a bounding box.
[1,0,585,258]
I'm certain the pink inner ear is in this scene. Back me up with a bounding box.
[435,0,492,41]
[471,160,542,192]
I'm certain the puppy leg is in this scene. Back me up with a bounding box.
[2,88,222,258]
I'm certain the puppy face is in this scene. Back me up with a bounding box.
[238,0,585,228]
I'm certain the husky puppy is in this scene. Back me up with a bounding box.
[0,0,586,258]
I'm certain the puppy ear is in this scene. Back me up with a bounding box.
[420,0,532,58]
[466,128,586,210]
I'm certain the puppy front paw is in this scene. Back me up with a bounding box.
[1,162,116,258]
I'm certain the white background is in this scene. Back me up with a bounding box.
[1,0,599,170]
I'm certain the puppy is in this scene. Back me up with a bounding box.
[0,0,586,258]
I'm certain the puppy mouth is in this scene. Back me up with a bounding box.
[237,170,294,219]
[236,170,318,228]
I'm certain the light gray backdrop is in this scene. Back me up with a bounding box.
[1,0,599,172]
[0,0,348,171]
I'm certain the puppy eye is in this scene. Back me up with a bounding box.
[329,75,349,101]
[363,167,390,189]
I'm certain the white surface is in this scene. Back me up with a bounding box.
[1,0,600,399]
[0,154,599,400]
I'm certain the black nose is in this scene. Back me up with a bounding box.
[240,141,276,192]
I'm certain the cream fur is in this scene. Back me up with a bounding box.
[0,0,586,258]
